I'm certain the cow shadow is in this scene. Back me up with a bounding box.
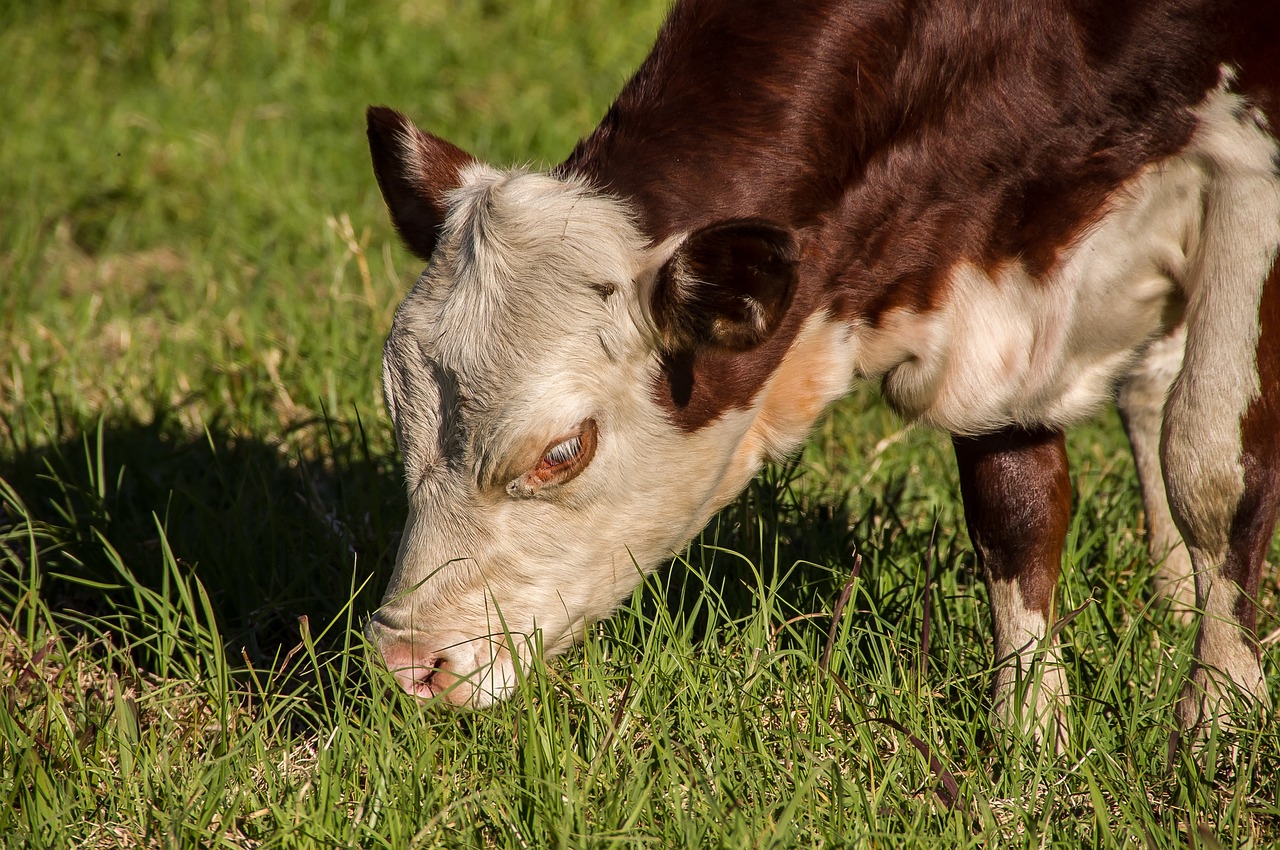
[644,457,967,652]
[0,407,403,669]
[0,407,951,683]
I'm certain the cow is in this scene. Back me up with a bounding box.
[364,0,1280,750]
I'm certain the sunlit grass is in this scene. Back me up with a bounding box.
[3,1,1279,847]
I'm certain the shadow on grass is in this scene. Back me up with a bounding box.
[643,458,970,659]
[0,406,955,684]
[0,407,402,668]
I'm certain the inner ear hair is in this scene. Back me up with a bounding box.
[652,219,798,353]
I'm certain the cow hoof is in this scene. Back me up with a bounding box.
[1174,662,1270,734]
[991,663,1070,755]
[992,701,1069,756]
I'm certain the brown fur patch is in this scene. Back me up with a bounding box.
[652,261,826,431]
[651,220,799,352]
[561,0,1233,429]
[1227,2,1280,135]
[953,429,1072,618]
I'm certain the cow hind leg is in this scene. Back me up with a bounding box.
[1117,324,1195,617]
[954,428,1071,753]
[1162,164,1280,730]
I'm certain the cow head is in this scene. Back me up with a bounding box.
[365,107,824,705]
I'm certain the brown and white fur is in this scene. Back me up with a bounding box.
[365,0,1280,749]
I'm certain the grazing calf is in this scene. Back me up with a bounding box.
[365,0,1280,748]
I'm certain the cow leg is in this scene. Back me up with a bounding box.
[954,427,1071,752]
[1116,324,1195,617]
[1165,260,1280,731]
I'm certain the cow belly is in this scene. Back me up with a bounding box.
[868,156,1204,435]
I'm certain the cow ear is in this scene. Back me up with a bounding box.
[651,220,799,352]
[367,106,477,261]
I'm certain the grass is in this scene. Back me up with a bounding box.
[2,1,1278,847]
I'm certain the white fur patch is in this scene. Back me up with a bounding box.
[864,154,1204,434]
[1159,70,1280,724]
[375,170,809,692]
[987,579,1068,751]
[714,313,859,504]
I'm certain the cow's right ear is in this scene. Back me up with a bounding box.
[650,220,799,352]
[367,106,477,261]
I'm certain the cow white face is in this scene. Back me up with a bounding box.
[365,107,824,705]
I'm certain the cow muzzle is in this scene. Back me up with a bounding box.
[367,619,522,707]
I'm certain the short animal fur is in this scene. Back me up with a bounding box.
[366,0,1280,748]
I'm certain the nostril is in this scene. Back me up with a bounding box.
[410,656,447,693]
[391,654,441,697]
[380,640,458,700]
[377,632,493,705]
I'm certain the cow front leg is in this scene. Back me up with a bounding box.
[954,427,1071,753]
[1165,266,1280,731]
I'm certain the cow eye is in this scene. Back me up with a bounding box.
[535,418,597,477]
[508,418,598,496]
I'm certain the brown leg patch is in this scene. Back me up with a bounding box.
[954,427,1072,751]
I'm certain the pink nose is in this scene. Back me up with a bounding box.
[370,623,512,707]
[378,639,460,701]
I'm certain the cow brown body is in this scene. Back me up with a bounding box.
[365,0,1280,747]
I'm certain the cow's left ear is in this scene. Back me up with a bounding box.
[650,220,799,352]
[367,106,477,261]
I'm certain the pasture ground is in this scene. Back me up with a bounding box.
[2,1,1278,847]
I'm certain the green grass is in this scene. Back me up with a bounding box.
[2,1,1278,847]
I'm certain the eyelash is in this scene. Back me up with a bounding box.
[542,434,583,467]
